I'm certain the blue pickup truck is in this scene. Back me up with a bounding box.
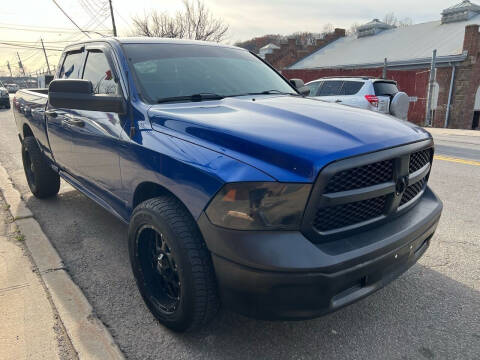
[12,38,442,332]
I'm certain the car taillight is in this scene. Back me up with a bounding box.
[365,95,379,107]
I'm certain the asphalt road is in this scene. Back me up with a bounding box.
[0,101,479,360]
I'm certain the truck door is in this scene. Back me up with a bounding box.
[67,46,125,211]
[46,48,85,173]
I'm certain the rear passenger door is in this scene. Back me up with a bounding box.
[314,80,343,103]
[47,48,85,173]
[68,46,126,211]
[337,80,365,108]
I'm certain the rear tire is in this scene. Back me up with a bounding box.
[128,196,219,332]
[22,137,60,198]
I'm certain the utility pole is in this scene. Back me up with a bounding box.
[108,0,117,36]
[382,58,387,79]
[425,49,437,127]
[40,38,51,75]
[6,61,12,77]
[17,52,25,76]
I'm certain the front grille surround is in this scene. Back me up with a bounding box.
[301,140,434,243]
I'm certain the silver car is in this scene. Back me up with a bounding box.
[306,77,409,120]
[0,80,10,109]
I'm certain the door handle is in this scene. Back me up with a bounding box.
[63,115,85,127]
[45,109,58,118]
[335,99,342,103]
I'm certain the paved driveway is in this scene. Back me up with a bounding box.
[0,104,479,360]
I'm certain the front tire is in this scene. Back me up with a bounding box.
[128,196,219,332]
[22,136,60,198]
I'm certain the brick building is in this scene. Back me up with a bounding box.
[271,1,480,129]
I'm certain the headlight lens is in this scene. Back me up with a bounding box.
[206,182,311,230]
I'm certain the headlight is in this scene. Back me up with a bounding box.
[205,182,311,230]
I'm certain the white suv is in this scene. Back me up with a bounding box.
[305,77,409,120]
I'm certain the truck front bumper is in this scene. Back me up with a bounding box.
[198,187,442,320]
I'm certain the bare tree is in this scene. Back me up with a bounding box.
[131,0,229,42]
[383,12,412,28]
[347,22,360,36]
[321,23,334,35]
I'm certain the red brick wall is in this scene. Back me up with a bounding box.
[448,24,480,129]
[265,29,346,70]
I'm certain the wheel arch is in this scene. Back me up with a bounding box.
[23,123,34,139]
[132,181,195,218]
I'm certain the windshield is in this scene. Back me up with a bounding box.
[123,43,297,103]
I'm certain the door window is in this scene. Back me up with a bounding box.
[59,51,84,79]
[82,51,118,95]
[340,81,364,95]
[306,81,322,96]
[316,81,343,96]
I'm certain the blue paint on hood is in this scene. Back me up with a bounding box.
[148,95,431,182]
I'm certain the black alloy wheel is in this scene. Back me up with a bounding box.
[137,225,181,314]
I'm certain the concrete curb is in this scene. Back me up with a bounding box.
[0,164,125,360]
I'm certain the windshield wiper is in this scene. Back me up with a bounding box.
[157,93,224,104]
[228,90,300,97]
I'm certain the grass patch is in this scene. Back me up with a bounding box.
[14,232,25,242]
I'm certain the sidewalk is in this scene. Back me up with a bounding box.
[0,194,77,360]
[426,127,480,137]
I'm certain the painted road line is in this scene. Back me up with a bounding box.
[434,155,480,166]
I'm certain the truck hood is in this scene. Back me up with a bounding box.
[148,95,431,182]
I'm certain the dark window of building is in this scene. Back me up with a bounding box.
[473,111,480,130]
[59,51,84,79]
[82,51,118,95]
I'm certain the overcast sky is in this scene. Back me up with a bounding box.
[0,0,464,76]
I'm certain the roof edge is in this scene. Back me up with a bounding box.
[287,53,468,71]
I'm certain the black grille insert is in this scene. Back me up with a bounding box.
[324,160,393,193]
[313,196,387,231]
[400,178,426,206]
[409,149,432,173]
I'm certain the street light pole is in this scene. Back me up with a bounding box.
[108,0,118,36]
[6,61,12,77]
[425,49,437,127]
[40,38,52,75]
[17,52,26,76]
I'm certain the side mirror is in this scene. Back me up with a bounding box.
[289,78,310,96]
[48,79,127,114]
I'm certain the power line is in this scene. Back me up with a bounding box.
[0,42,64,51]
[0,22,81,32]
[0,39,80,44]
[51,0,91,38]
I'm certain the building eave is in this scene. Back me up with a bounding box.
[287,53,468,71]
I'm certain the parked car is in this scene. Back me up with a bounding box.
[6,83,20,93]
[305,77,410,119]
[12,38,442,332]
[0,80,10,109]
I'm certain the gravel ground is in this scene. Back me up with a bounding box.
[0,102,479,360]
